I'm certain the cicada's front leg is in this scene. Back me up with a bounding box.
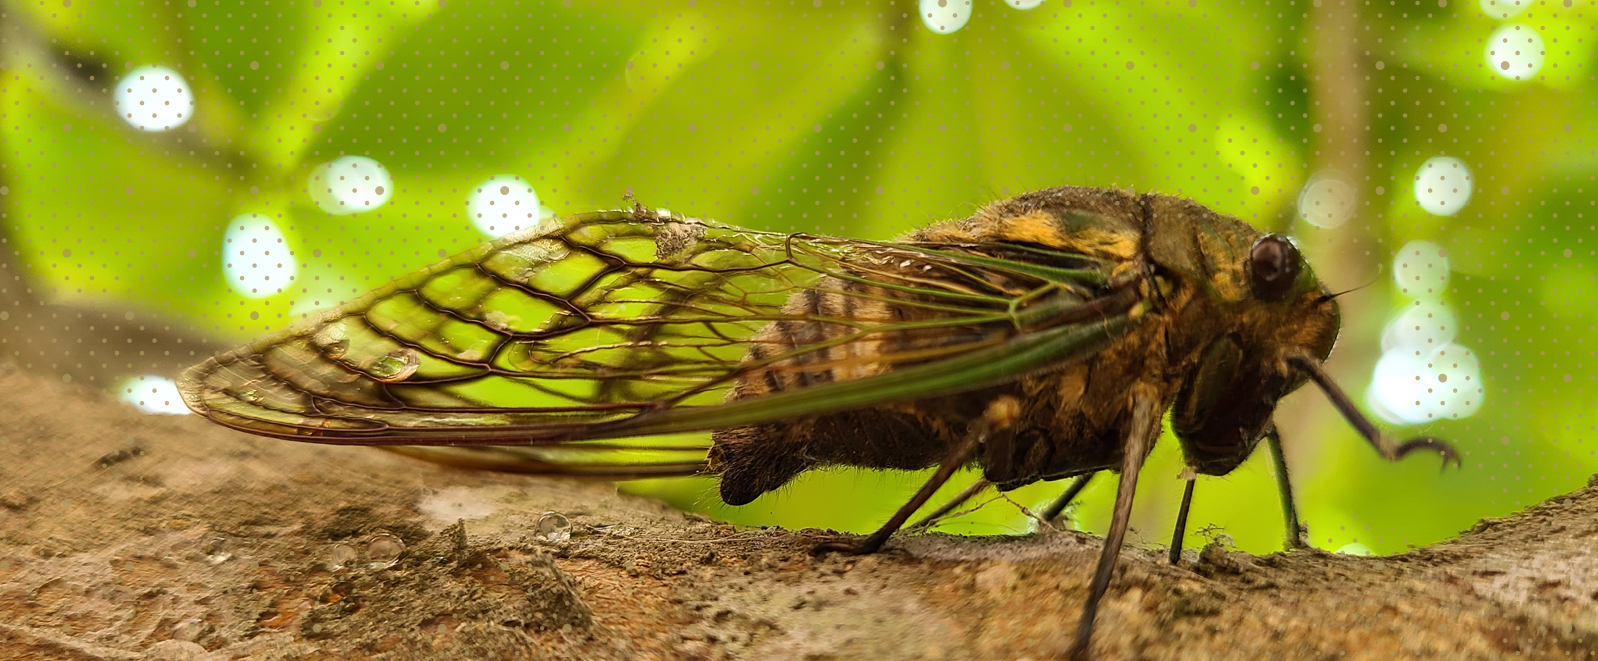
[1263,426,1311,550]
[1284,353,1462,469]
[1165,425,1311,566]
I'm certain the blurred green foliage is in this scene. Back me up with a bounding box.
[2,0,1594,557]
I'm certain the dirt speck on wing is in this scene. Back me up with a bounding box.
[1,362,1596,660]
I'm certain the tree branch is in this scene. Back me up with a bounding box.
[0,365,1592,660]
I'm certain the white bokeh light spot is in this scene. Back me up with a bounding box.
[117,375,190,415]
[1390,240,1451,300]
[309,156,393,215]
[222,214,297,299]
[1368,340,1484,425]
[1297,172,1357,229]
[1484,23,1544,81]
[113,66,195,132]
[1367,349,1434,425]
[1427,343,1484,420]
[1479,0,1529,19]
[1006,0,1045,9]
[919,0,972,34]
[1381,301,1457,353]
[1413,156,1473,216]
[467,175,541,238]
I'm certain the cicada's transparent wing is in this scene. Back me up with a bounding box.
[178,206,1140,468]
[376,438,715,479]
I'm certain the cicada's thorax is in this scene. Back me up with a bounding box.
[707,186,1340,505]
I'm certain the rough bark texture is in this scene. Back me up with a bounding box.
[1,362,1595,661]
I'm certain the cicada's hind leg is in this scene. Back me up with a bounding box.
[907,468,1093,533]
[1069,382,1161,661]
[1040,473,1095,524]
[906,478,991,531]
[813,396,1021,556]
[1264,425,1311,550]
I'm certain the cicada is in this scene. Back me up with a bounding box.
[178,187,1458,659]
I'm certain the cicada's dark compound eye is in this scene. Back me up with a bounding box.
[1248,234,1301,302]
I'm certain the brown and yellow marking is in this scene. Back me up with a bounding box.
[1194,229,1250,302]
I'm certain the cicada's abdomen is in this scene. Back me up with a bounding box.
[707,274,1004,504]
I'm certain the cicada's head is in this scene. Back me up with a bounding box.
[1244,233,1341,364]
[1170,232,1341,476]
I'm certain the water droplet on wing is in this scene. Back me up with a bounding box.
[368,348,420,382]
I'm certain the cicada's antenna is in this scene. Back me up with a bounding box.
[1316,264,1384,305]
[1284,353,1462,469]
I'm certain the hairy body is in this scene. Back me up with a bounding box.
[708,187,1341,505]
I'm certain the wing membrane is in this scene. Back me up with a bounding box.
[179,206,1140,469]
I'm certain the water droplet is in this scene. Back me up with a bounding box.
[172,617,205,641]
[326,543,357,571]
[312,325,350,359]
[536,511,572,543]
[368,348,420,383]
[1335,542,1373,556]
[365,533,405,569]
[203,537,232,565]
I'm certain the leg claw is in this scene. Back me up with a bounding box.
[1395,436,1462,470]
[810,540,868,556]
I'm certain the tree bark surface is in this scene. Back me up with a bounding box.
[0,363,1594,661]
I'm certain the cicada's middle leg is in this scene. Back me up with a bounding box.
[811,396,1024,556]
